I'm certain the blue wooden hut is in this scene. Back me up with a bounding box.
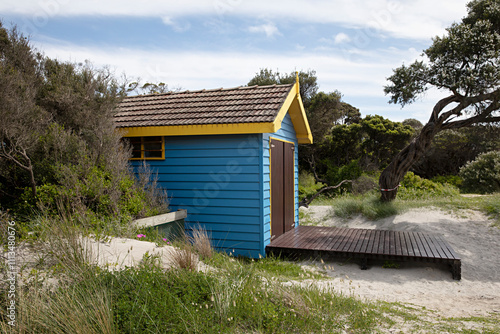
[114,79,313,258]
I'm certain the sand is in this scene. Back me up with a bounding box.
[299,206,500,318]
[6,207,498,319]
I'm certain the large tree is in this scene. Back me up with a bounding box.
[0,23,48,198]
[379,0,500,201]
[248,68,318,107]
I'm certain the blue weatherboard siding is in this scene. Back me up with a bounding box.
[130,112,300,258]
[131,134,264,258]
[262,113,299,252]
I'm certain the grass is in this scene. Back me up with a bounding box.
[2,211,500,333]
[313,189,500,224]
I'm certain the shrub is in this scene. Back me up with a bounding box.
[324,159,362,191]
[459,151,500,194]
[431,175,463,188]
[398,172,459,199]
[298,171,326,201]
[351,173,378,195]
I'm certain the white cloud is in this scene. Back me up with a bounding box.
[334,32,350,45]
[35,39,444,123]
[248,23,281,38]
[5,0,469,41]
[161,16,191,32]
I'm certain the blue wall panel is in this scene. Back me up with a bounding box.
[131,134,264,258]
[130,112,301,259]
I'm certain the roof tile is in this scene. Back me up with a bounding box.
[114,84,293,128]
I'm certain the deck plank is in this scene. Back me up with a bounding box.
[266,225,461,280]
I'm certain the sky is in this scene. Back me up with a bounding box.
[1,0,471,123]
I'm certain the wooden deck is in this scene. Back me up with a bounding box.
[266,226,461,280]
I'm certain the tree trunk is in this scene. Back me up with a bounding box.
[379,122,439,201]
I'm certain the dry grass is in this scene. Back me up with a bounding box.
[0,215,116,334]
[165,245,198,271]
[190,226,213,259]
[11,280,116,334]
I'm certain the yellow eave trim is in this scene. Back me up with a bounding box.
[118,122,276,137]
[117,82,313,144]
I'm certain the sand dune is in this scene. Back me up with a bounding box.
[299,206,500,318]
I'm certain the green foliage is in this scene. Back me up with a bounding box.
[14,166,165,226]
[399,172,460,199]
[248,68,318,106]
[321,123,363,167]
[351,173,379,195]
[88,259,382,333]
[481,194,500,223]
[0,24,167,223]
[298,171,326,201]
[459,151,500,194]
[361,115,414,169]
[382,261,400,269]
[324,159,362,191]
[303,115,414,192]
[431,175,463,188]
[402,118,424,132]
[386,0,500,105]
[413,126,500,178]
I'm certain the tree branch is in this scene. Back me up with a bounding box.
[307,154,329,185]
[299,179,353,208]
[429,95,461,123]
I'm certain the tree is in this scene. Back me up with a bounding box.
[0,23,48,198]
[402,118,424,132]
[248,68,318,106]
[127,81,177,95]
[306,91,343,140]
[361,115,414,169]
[379,0,500,201]
[411,125,500,178]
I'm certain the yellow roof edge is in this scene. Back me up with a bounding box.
[297,133,313,144]
[272,82,313,144]
[117,122,276,137]
[272,83,297,131]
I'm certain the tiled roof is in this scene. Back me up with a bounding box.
[114,84,294,128]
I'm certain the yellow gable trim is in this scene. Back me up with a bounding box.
[117,82,313,143]
[272,82,313,144]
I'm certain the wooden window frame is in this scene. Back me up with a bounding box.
[126,136,165,160]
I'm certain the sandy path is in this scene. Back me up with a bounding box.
[299,206,500,318]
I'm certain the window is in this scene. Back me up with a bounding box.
[125,136,164,160]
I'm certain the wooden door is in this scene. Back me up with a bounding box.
[270,139,295,240]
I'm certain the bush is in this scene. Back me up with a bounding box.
[398,172,459,199]
[459,151,500,194]
[298,171,326,201]
[431,175,463,188]
[351,173,378,195]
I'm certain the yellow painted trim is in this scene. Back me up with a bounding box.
[269,136,295,145]
[118,122,275,138]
